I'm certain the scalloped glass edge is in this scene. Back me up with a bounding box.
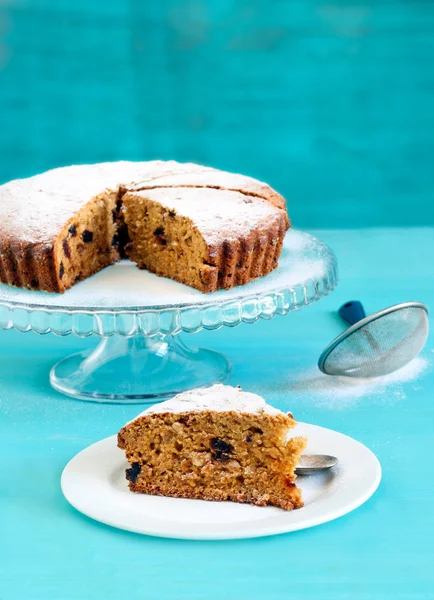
[0,257,338,338]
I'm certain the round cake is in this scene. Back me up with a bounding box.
[0,161,289,293]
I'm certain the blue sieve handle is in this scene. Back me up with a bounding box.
[339,301,366,326]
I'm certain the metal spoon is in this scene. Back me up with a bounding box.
[295,454,338,475]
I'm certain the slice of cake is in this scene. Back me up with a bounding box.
[122,187,287,292]
[118,384,307,510]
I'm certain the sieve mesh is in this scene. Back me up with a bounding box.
[323,306,429,378]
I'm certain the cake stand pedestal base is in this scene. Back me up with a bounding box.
[49,334,231,404]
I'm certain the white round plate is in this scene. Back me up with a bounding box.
[61,423,381,540]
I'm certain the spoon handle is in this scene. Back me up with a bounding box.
[295,454,338,475]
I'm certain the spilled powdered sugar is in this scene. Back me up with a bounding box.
[286,356,429,409]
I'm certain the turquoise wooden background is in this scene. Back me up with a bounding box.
[0,0,433,228]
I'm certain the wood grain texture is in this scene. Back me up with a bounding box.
[0,228,433,599]
[0,0,433,227]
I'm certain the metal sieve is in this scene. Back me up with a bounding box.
[318,301,429,378]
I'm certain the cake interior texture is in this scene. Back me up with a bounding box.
[118,387,307,511]
[54,191,121,290]
[122,191,214,292]
[122,187,287,293]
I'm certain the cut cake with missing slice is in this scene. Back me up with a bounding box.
[0,160,289,293]
[118,384,307,511]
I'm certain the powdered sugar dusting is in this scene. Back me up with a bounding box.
[0,161,174,243]
[0,160,283,244]
[129,187,283,246]
[131,384,283,420]
[131,169,285,210]
[287,356,429,409]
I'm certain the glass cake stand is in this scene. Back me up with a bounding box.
[0,230,338,403]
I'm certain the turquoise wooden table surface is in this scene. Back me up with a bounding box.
[1,228,433,599]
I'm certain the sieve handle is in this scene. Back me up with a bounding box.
[339,301,366,326]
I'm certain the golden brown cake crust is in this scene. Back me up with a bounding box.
[0,161,289,293]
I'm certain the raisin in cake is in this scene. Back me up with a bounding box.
[0,161,289,293]
[118,384,307,510]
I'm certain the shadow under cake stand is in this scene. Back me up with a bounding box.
[0,230,338,404]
